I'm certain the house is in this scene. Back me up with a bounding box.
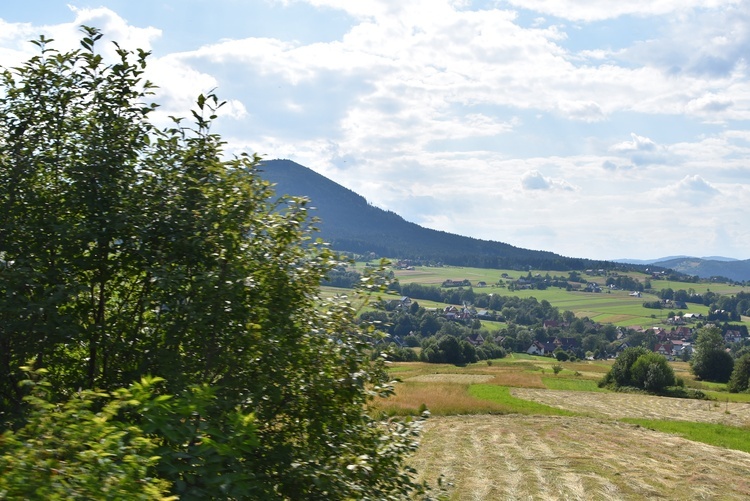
[526,341,557,356]
[476,281,487,287]
[476,309,493,320]
[629,291,641,297]
[654,342,674,358]
[444,305,459,319]
[467,332,485,346]
[674,326,692,339]
[671,340,692,358]
[527,341,546,356]
[725,330,743,343]
[614,342,631,356]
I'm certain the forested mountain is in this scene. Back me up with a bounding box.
[616,256,750,282]
[259,159,619,271]
[653,257,750,282]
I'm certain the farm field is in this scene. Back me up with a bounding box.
[389,358,750,500]
[346,262,750,328]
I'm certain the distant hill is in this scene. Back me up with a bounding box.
[258,159,619,271]
[615,256,739,265]
[651,257,750,282]
[614,256,750,282]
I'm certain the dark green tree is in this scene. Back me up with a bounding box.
[728,353,750,393]
[600,346,650,388]
[630,352,676,392]
[691,327,733,382]
[599,347,675,392]
[0,28,426,499]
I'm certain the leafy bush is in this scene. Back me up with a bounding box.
[599,347,675,393]
[630,352,676,392]
[599,347,651,388]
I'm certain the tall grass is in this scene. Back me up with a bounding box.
[622,418,750,454]
[372,382,510,416]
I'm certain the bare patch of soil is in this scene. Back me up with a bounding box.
[412,415,750,500]
[512,388,750,427]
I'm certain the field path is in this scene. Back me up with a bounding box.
[413,415,750,500]
[512,388,750,427]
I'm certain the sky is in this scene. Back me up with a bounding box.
[1,1,750,261]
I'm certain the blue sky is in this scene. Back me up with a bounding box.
[2,1,750,261]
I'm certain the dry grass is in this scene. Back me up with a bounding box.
[373,382,509,415]
[407,374,496,384]
[413,415,750,500]
[512,388,750,427]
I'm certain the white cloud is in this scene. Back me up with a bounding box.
[650,174,721,205]
[503,0,742,22]
[521,170,551,190]
[609,133,670,166]
[521,170,576,191]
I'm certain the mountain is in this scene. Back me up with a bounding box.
[614,256,750,282]
[615,256,739,265]
[614,256,691,265]
[258,159,617,271]
[650,257,750,282]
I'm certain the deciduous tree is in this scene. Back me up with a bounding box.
[691,327,733,382]
[728,353,750,393]
[0,27,426,499]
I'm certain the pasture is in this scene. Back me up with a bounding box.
[383,358,750,500]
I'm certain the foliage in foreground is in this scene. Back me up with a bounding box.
[0,371,172,500]
[0,28,426,499]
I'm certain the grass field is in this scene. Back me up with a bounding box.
[377,359,750,499]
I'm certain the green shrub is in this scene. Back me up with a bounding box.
[0,371,172,500]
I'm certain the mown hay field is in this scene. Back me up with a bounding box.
[413,414,750,500]
[512,388,750,427]
[387,360,750,499]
